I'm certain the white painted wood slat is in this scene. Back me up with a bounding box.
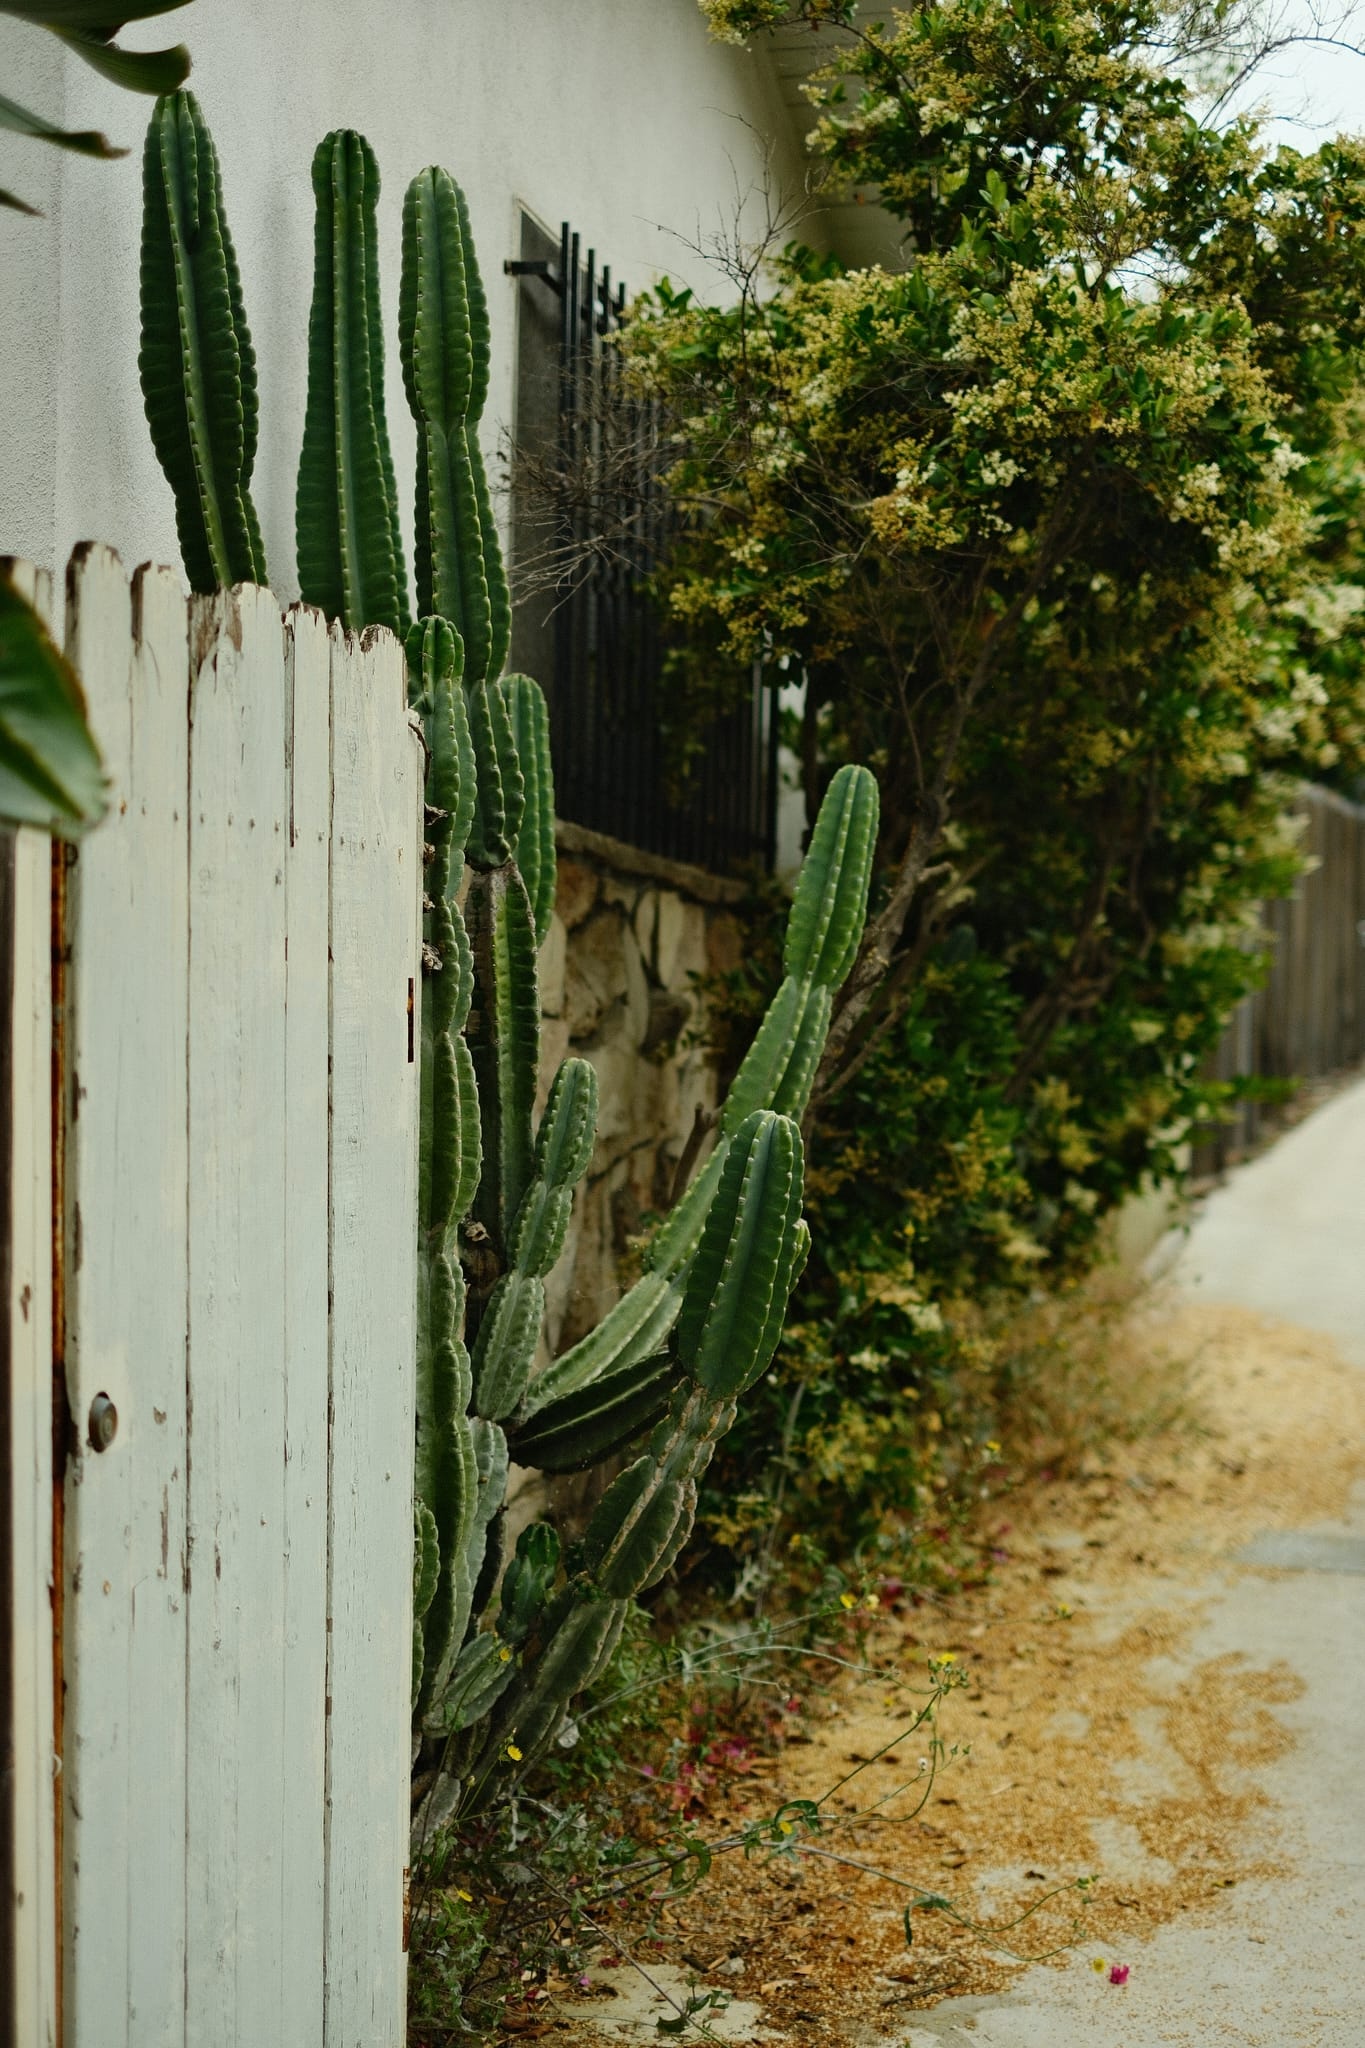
[4,560,58,2048]
[184,582,292,2047]
[41,551,421,2047]
[61,548,191,2048]
[324,624,422,2046]
[279,605,333,2048]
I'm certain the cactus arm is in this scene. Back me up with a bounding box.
[412,1498,441,1707]
[139,90,267,593]
[469,1274,546,1423]
[400,167,510,683]
[296,130,408,638]
[463,1417,509,1604]
[679,1112,805,1399]
[509,1352,676,1472]
[463,1595,627,1810]
[506,675,556,946]
[430,1631,516,1737]
[538,766,878,1403]
[462,1110,805,1809]
[781,763,881,987]
[465,679,524,870]
[471,1058,597,1419]
[465,866,540,1245]
[521,1268,683,1413]
[408,618,490,1721]
[496,1522,560,1645]
[451,177,491,417]
[469,430,511,680]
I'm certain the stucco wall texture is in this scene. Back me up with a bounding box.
[0,0,807,598]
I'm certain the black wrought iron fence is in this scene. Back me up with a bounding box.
[506,218,779,872]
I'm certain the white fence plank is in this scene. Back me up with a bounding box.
[40,552,420,2047]
[61,548,191,2047]
[183,583,292,2047]
[324,624,421,2046]
[3,552,56,2048]
[280,605,333,2048]
[5,551,58,2048]
[6,823,57,2048]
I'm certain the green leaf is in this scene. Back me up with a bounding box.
[0,2,191,25]
[53,27,190,95]
[0,91,125,157]
[0,568,107,835]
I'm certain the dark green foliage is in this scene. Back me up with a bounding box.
[0,567,107,834]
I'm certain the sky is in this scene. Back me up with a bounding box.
[1220,1,1365,145]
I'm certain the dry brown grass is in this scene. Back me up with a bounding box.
[557,1291,1365,2044]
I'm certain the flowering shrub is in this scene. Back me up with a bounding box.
[623,0,1365,1556]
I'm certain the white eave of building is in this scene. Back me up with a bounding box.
[756,8,908,272]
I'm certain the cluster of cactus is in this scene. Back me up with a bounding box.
[137,90,878,1819]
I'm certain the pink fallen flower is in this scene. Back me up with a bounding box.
[1109,1965,1130,1987]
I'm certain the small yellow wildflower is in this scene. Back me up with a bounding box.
[505,1742,523,1763]
[864,1592,880,1611]
[1092,1957,1107,1974]
[498,1646,512,1663]
[840,1592,857,1610]
[457,1889,473,1904]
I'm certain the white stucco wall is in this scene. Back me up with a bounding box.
[0,0,805,605]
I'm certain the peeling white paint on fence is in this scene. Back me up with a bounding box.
[7,547,422,2045]
[3,561,59,2048]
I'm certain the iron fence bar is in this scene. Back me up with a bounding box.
[516,212,779,872]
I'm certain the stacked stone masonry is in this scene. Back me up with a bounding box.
[537,819,749,1359]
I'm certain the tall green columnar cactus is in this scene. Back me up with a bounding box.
[296,131,409,638]
[459,1105,808,1812]
[139,90,267,593]
[141,110,880,1825]
[399,166,511,686]
[517,762,879,1446]
[408,616,483,1714]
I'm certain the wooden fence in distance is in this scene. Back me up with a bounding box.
[3,547,422,2046]
[1198,783,1365,1172]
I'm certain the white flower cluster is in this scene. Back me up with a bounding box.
[1168,462,1222,522]
[1284,580,1364,643]
[978,450,1021,489]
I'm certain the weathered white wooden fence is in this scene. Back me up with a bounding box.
[3,547,422,2045]
[1197,783,1365,1171]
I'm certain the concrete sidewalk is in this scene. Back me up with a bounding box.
[892,1075,1365,2048]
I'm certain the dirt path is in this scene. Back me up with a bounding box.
[556,1080,1365,2047]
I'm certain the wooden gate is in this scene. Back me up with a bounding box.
[4,546,422,2045]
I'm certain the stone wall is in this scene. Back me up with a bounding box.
[538,820,749,1358]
